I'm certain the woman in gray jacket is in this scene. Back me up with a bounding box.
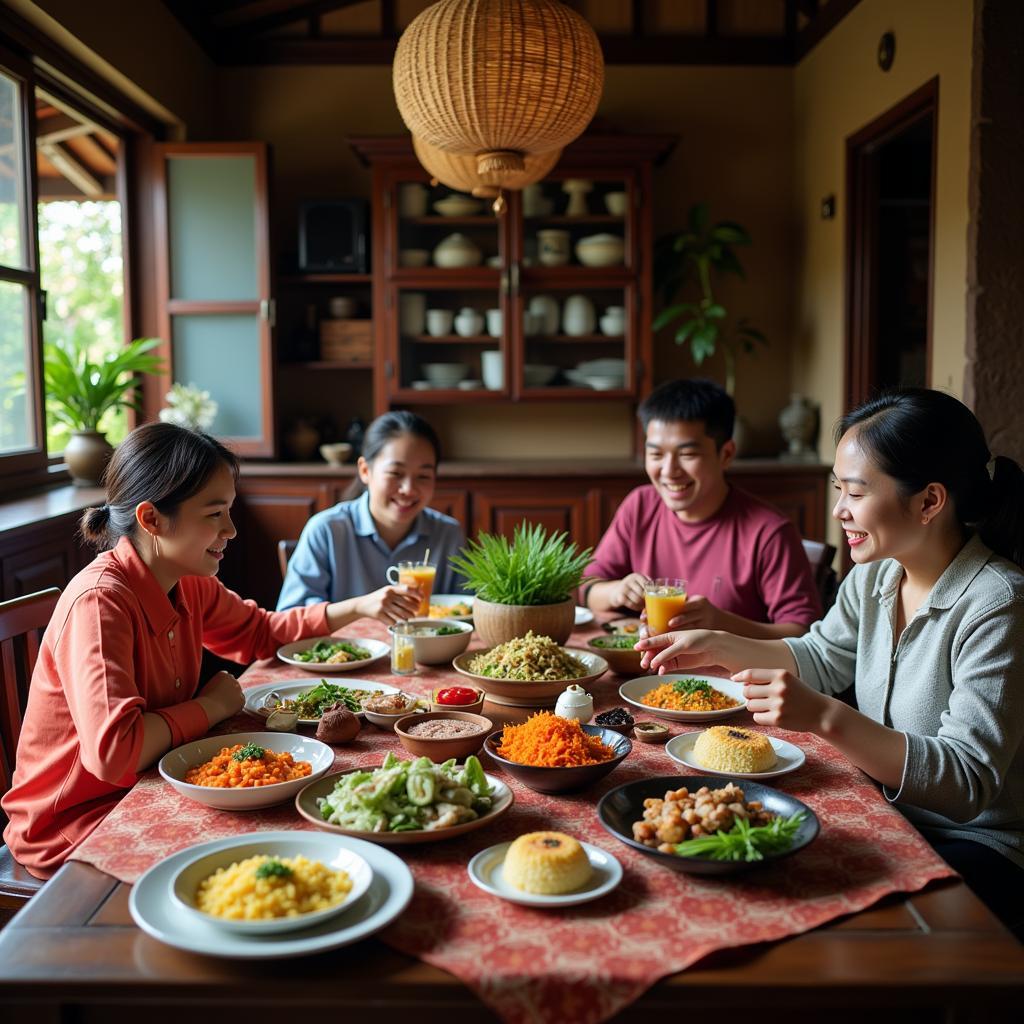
[639,388,1024,938]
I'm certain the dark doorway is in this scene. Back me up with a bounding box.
[845,79,937,410]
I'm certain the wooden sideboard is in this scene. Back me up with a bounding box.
[225,459,831,609]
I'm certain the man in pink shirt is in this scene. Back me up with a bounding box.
[585,379,821,637]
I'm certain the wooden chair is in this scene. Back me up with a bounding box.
[802,539,839,611]
[277,539,297,580]
[0,587,60,919]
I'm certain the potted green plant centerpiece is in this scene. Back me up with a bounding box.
[45,337,164,485]
[450,523,592,646]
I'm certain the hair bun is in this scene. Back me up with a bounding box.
[78,504,112,549]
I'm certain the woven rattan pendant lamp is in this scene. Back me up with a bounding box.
[394,0,603,187]
[413,135,562,205]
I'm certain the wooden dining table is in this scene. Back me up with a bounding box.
[2,623,1023,1023]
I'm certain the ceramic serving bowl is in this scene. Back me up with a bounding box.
[399,248,430,267]
[362,692,420,731]
[582,374,625,391]
[170,833,373,935]
[429,686,485,715]
[575,233,625,267]
[394,711,493,760]
[452,647,608,708]
[522,363,558,387]
[423,362,469,387]
[159,732,336,811]
[597,775,819,875]
[434,195,483,216]
[586,636,644,675]
[386,617,473,665]
[319,442,353,465]
[484,725,631,794]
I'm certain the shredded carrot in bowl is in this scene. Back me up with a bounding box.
[495,712,616,768]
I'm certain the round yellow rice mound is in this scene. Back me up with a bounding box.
[693,726,777,773]
[503,831,593,894]
[195,854,352,920]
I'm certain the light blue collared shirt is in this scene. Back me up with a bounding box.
[276,492,466,610]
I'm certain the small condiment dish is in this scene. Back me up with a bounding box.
[429,686,485,716]
[362,692,420,732]
[632,721,670,744]
[394,711,492,760]
[170,834,373,935]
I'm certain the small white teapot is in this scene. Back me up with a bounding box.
[555,684,594,724]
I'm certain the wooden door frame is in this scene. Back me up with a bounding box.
[844,77,938,412]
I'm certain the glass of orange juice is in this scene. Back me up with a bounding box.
[644,578,687,636]
[387,559,436,617]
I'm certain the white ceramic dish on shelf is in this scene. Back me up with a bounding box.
[665,731,806,780]
[129,831,413,959]
[423,362,469,387]
[522,363,558,387]
[434,195,484,216]
[582,375,625,391]
[467,839,622,908]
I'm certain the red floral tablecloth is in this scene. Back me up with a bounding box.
[70,620,955,1024]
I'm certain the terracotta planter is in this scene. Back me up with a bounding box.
[64,430,113,487]
[472,596,575,646]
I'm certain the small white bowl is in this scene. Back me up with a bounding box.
[387,617,473,665]
[522,363,558,387]
[583,374,625,391]
[434,195,483,217]
[171,833,373,935]
[423,362,469,387]
[159,732,336,811]
[399,248,430,268]
[604,191,628,216]
[362,692,421,731]
[575,233,625,267]
[458,379,484,391]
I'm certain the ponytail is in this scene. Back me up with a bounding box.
[79,504,112,550]
[979,455,1024,568]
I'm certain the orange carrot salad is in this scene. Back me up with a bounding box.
[184,743,312,788]
[496,712,616,767]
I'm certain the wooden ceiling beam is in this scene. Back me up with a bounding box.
[38,141,103,197]
[36,113,93,145]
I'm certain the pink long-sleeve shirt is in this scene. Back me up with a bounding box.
[2,537,329,877]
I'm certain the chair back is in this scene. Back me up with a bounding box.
[801,539,838,611]
[277,539,297,580]
[0,588,60,804]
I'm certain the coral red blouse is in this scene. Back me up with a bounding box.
[2,537,329,877]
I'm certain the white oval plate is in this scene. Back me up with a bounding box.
[618,675,748,722]
[427,594,475,621]
[665,730,806,779]
[468,839,622,908]
[130,830,413,959]
[276,636,389,673]
[574,605,595,627]
[170,833,374,935]
[244,678,401,725]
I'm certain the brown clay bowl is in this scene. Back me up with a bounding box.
[452,647,608,707]
[471,596,575,646]
[393,710,492,760]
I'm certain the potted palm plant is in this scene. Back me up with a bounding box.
[450,523,592,646]
[45,337,164,485]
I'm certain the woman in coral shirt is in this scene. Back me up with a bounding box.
[3,423,370,878]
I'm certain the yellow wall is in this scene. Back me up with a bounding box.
[792,0,974,474]
[217,63,796,459]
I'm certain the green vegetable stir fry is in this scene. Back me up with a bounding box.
[292,639,372,664]
[275,680,376,718]
[674,812,806,862]
[591,635,641,650]
[317,752,493,833]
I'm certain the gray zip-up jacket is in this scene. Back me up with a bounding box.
[784,534,1024,867]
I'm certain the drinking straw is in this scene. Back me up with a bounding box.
[424,548,430,565]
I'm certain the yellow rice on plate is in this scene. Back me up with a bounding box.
[195,854,352,920]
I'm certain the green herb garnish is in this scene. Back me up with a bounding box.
[254,858,293,879]
[672,677,712,698]
[674,812,806,862]
[293,639,371,663]
[593,635,639,650]
[434,625,464,636]
[232,743,265,762]
[449,522,592,606]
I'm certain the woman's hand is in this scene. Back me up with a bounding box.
[635,628,729,674]
[733,668,830,732]
[666,594,722,631]
[197,670,244,724]
[355,584,423,625]
[607,572,651,612]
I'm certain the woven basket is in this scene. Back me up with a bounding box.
[394,0,603,183]
[413,135,562,199]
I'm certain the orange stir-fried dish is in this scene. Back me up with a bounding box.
[640,678,740,713]
[184,743,312,788]
[496,712,617,767]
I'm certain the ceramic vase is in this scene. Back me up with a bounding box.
[779,393,818,459]
[454,307,484,337]
[563,295,596,337]
[64,430,113,487]
[472,596,575,647]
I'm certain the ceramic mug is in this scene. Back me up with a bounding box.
[481,350,504,390]
[537,229,571,267]
[425,309,453,337]
[485,308,503,337]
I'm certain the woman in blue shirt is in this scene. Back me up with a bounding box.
[277,412,465,622]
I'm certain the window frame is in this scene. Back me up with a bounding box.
[0,41,46,483]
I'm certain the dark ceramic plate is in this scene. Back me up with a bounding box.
[597,775,819,875]
[484,725,631,794]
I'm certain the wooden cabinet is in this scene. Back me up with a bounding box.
[0,513,93,600]
[350,135,674,435]
[471,485,590,542]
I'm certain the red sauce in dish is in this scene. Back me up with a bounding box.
[435,686,479,706]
